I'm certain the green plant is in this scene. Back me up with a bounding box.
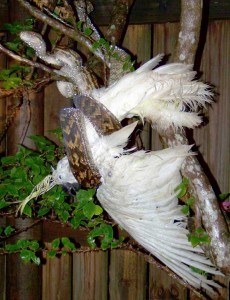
[187,227,211,247]
[0,134,124,264]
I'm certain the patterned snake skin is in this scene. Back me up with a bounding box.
[60,95,121,188]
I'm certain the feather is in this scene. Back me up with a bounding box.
[91,55,213,130]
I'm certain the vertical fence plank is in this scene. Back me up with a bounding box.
[149,264,188,300]
[42,251,72,300]
[44,82,72,145]
[194,20,230,194]
[109,249,147,300]
[6,218,42,300]
[72,251,108,300]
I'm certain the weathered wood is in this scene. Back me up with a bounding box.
[149,263,188,300]
[122,24,152,149]
[42,220,90,246]
[91,0,230,25]
[6,90,44,153]
[5,218,42,300]
[42,248,72,300]
[109,249,147,300]
[194,20,230,194]
[72,251,109,300]
[44,82,72,145]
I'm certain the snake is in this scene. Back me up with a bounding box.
[59,95,121,189]
[19,31,124,189]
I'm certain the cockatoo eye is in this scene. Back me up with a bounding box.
[58,175,62,180]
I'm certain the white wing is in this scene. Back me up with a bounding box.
[96,145,222,294]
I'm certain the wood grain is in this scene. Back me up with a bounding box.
[42,249,72,300]
[109,249,147,300]
[149,263,188,300]
[72,251,109,300]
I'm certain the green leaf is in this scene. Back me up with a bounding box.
[22,204,32,217]
[187,234,200,247]
[0,200,11,209]
[61,237,76,250]
[91,41,100,51]
[51,238,60,249]
[20,249,32,263]
[30,241,39,251]
[47,250,57,258]
[186,197,195,206]
[77,189,95,202]
[30,252,41,265]
[70,214,83,229]
[191,266,207,276]
[83,27,93,36]
[87,224,114,250]
[111,237,125,249]
[6,184,19,197]
[83,202,99,219]
[4,225,15,236]
[76,21,83,30]
[181,205,189,215]
[219,193,230,201]
[58,210,70,222]
[5,243,21,252]
[37,207,50,217]
[1,155,18,165]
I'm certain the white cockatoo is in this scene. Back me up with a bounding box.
[58,110,222,295]
[17,108,222,295]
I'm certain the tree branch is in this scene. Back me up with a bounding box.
[0,43,55,74]
[164,0,230,274]
[15,0,106,63]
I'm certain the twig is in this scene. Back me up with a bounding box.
[16,0,106,63]
[0,43,55,74]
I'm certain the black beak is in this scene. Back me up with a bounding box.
[62,182,81,196]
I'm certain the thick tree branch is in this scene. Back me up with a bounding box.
[175,0,202,64]
[165,0,230,274]
[16,0,105,63]
[0,43,54,74]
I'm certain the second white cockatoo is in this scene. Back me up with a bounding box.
[91,54,213,131]
[20,31,212,131]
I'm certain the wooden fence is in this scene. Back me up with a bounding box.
[0,1,229,299]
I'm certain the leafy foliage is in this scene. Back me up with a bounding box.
[2,18,34,35]
[0,64,32,89]
[187,227,210,247]
[0,134,123,263]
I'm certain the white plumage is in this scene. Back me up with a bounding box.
[60,118,222,294]
[91,54,213,130]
